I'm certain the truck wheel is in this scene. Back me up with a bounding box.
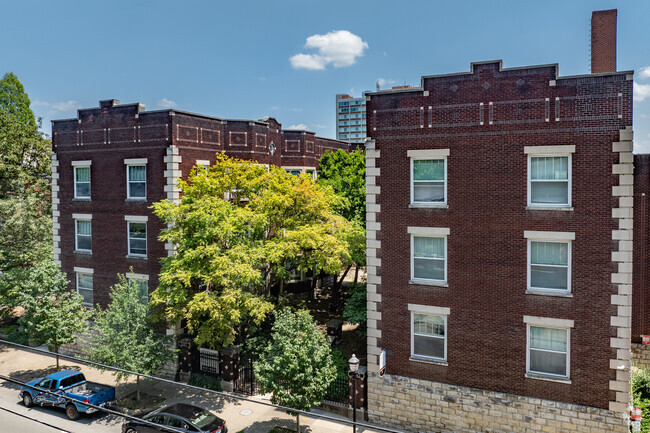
[22,393,33,408]
[65,404,80,420]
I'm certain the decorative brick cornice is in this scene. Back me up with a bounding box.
[609,126,634,413]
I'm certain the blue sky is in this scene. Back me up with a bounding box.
[2,0,649,152]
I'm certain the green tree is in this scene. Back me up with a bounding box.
[0,72,36,129]
[343,284,367,326]
[13,261,90,369]
[151,154,359,349]
[317,148,365,226]
[88,274,176,401]
[254,308,336,432]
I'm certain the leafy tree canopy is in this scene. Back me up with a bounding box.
[10,261,90,368]
[88,274,176,400]
[0,72,36,129]
[254,308,336,430]
[317,148,366,226]
[152,154,361,349]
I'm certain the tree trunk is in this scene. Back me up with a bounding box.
[136,375,140,402]
[55,346,60,370]
[296,413,300,433]
[353,266,359,286]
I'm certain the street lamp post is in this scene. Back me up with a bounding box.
[348,354,360,433]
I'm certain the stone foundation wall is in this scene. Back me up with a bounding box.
[368,373,628,433]
[632,343,650,369]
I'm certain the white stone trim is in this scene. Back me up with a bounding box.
[408,304,450,315]
[165,145,182,256]
[71,160,92,166]
[524,230,575,240]
[72,213,93,220]
[408,226,450,236]
[366,139,382,372]
[608,125,634,412]
[124,158,148,165]
[126,272,149,281]
[73,267,93,274]
[523,315,574,328]
[52,153,60,264]
[407,148,450,158]
[524,145,576,155]
[124,215,148,222]
[196,160,210,166]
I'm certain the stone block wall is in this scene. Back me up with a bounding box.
[368,373,628,433]
[632,343,650,369]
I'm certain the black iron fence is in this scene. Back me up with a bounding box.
[234,361,260,395]
[323,375,348,405]
[198,348,220,376]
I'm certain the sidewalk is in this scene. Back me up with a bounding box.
[0,344,388,433]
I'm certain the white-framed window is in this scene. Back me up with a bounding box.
[409,304,449,363]
[409,227,449,285]
[525,231,574,294]
[126,272,149,302]
[72,161,91,199]
[408,149,449,207]
[73,214,92,252]
[125,158,147,200]
[525,146,574,208]
[74,267,93,307]
[125,216,148,257]
[524,316,573,381]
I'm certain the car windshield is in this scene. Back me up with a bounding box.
[187,408,219,429]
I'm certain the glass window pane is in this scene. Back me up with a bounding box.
[413,160,444,181]
[129,223,146,238]
[530,349,566,376]
[76,183,90,197]
[413,183,444,202]
[414,314,445,336]
[531,265,568,290]
[129,239,147,255]
[414,237,444,258]
[414,258,445,280]
[77,220,91,235]
[77,274,93,289]
[531,157,568,180]
[531,182,568,205]
[414,335,445,359]
[75,167,90,182]
[129,182,146,198]
[530,327,567,351]
[78,288,93,305]
[77,236,91,251]
[531,242,568,266]
[128,165,146,182]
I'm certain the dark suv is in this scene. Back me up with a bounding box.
[122,403,227,433]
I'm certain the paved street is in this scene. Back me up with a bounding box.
[0,344,388,433]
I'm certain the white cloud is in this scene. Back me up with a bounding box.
[639,66,650,80]
[157,98,177,108]
[290,30,368,70]
[634,82,650,102]
[270,106,280,111]
[312,124,326,129]
[635,138,650,154]
[292,108,303,112]
[641,113,650,119]
[33,100,82,112]
[287,124,309,130]
[377,78,396,89]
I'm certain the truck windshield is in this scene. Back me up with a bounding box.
[60,373,86,388]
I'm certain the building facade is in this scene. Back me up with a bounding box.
[365,10,638,432]
[51,99,347,308]
[336,93,367,144]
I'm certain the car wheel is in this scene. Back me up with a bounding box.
[124,428,138,433]
[22,393,33,408]
[65,404,80,420]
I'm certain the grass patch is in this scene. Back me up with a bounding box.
[115,392,164,411]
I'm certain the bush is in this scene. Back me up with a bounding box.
[188,372,221,392]
[631,365,650,432]
[343,285,366,325]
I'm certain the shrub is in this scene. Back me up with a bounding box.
[188,372,221,392]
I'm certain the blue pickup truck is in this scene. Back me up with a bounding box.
[20,369,115,420]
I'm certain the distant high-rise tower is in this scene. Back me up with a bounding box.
[336,93,367,144]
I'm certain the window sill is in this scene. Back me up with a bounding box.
[74,250,92,255]
[81,303,94,309]
[409,203,448,209]
[409,279,448,287]
[126,254,148,260]
[526,289,573,298]
[126,198,147,202]
[526,206,573,211]
[73,198,91,202]
[525,373,571,384]
[409,356,448,366]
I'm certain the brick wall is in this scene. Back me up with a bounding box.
[633,155,650,341]
[365,61,634,431]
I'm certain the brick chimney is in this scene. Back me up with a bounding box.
[591,9,617,74]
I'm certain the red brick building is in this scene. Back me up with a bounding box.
[365,10,638,432]
[51,99,347,308]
